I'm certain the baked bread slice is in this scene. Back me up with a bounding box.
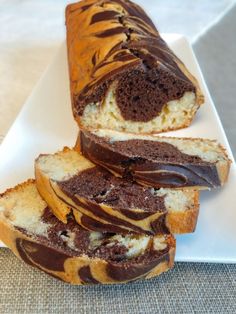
[35,148,199,235]
[0,180,175,285]
[78,129,231,190]
[66,0,204,134]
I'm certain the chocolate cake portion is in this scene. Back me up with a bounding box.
[48,166,169,236]
[35,147,199,235]
[58,167,165,213]
[15,231,172,284]
[66,0,204,133]
[115,49,195,122]
[79,130,231,189]
[17,207,134,262]
[0,181,175,285]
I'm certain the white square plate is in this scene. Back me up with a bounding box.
[0,34,235,263]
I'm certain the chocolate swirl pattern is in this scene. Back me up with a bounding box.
[66,0,204,133]
[0,181,175,285]
[52,171,168,236]
[35,147,199,235]
[79,130,231,189]
[15,235,174,285]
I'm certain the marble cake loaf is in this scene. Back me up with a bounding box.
[35,148,199,235]
[0,180,175,285]
[66,0,204,134]
[78,129,231,190]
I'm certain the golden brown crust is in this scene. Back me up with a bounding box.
[35,166,70,224]
[166,206,199,234]
[173,201,201,234]
[0,179,35,198]
[216,144,232,185]
[217,162,231,186]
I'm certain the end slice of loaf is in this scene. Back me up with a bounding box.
[78,129,231,190]
[67,0,204,135]
[0,180,175,285]
[35,148,199,235]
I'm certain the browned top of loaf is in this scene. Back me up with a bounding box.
[66,0,203,122]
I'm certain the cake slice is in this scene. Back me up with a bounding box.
[35,148,199,235]
[66,0,204,134]
[78,129,231,190]
[0,180,175,285]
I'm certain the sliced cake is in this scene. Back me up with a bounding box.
[78,129,231,190]
[35,148,199,235]
[0,180,175,285]
[66,0,204,134]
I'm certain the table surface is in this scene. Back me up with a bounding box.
[1,1,236,313]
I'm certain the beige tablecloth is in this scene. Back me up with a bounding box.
[1,249,236,314]
[1,2,236,313]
